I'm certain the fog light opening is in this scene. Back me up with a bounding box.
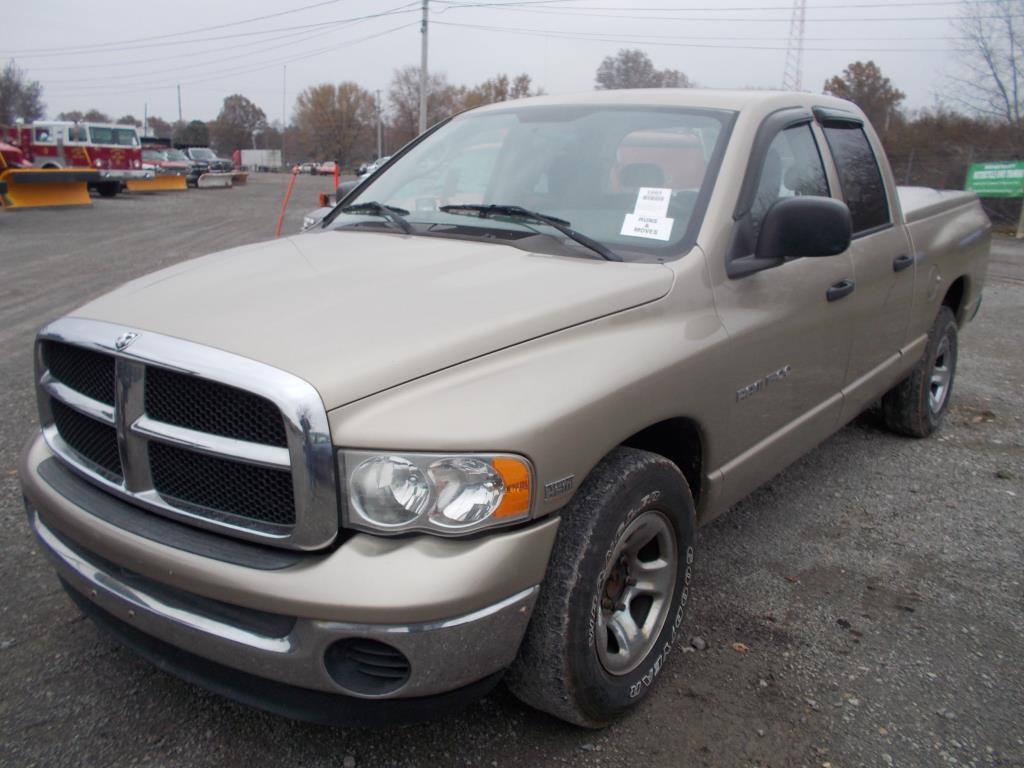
[324,638,411,696]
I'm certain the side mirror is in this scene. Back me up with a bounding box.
[756,196,852,261]
[727,196,852,278]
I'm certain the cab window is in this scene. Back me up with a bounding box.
[750,123,829,238]
[822,125,890,235]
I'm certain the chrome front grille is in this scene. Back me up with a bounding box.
[35,317,338,550]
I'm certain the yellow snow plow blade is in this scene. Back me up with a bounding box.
[126,175,187,193]
[0,168,98,210]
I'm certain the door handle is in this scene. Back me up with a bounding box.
[827,279,855,302]
[893,253,914,272]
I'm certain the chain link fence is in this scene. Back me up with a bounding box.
[886,145,1024,229]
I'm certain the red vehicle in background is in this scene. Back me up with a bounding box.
[2,121,153,197]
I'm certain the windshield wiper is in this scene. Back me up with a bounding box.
[439,204,622,262]
[336,201,414,234]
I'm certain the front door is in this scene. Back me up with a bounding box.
[709,113,858,504]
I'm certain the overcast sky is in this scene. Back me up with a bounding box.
[2,0,969,125]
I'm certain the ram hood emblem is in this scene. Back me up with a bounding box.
[114,331,139,351]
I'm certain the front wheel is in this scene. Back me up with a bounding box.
[506,447,695,728]
[882,305,959,438]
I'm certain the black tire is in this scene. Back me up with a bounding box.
[95,182,121,198]
[506,447,695,728]
[882,305,958,438]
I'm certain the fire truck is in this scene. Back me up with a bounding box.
[2,121,153,197]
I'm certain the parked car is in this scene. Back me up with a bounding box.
[300,161,319,175]
[180,146,232,173]
[358,155,391,179]
[20,89,989,729]
[318,160,337,176]
[141,148,190,177]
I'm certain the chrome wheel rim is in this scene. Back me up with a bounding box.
[596,510,678,676]
[929,336,952,414]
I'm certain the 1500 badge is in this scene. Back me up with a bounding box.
[736,364,792,401]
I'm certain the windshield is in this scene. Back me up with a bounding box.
[165,149,188,161]
[142,149,164,162]
[340,104,733,259]
[190,148,216,160]
[88,126,140,146]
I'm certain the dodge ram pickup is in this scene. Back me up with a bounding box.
[20,89,989,728]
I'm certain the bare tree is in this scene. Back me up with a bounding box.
[0,61,44,124]
[951,0,1024,132]
[595,49,694,90]
[461,73,542,110]
[823,61,905,134]
[388,66,463,147]
[294,82,376,166]
[210,94,267,154]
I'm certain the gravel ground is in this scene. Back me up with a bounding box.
[1,178,1022,767]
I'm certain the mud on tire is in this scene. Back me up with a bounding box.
[505,447,695,728]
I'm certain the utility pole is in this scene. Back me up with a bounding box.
[419,0,429,135]
[781,0,806,91]
[176,84,183,123]
[376,89,384,159]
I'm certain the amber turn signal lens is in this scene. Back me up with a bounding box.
[492,457,531,518]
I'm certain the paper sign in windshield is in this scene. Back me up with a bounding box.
[634,187,671,217]
[621,187,674,241]
[621,213,674,241]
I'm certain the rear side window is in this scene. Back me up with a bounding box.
[822,126,890,234]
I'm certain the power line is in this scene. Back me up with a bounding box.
[430,20,968,50]
[431,2,1021,22]
[0,0,403,55]
[41,22,418,95]
[1,4,421,58]
[37,17,380,84]
[435,0,1000,9]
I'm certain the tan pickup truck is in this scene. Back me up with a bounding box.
[20,90,989,728]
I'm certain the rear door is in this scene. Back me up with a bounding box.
[815,109,915,418]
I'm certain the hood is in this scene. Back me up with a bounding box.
[73,231,674,409]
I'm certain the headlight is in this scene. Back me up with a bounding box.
[342,451,532,535]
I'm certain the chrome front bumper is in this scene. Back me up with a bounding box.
[21,434,557,702]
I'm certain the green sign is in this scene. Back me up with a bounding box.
[965,161,1024,198]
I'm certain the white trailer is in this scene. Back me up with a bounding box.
[238,149,283,171]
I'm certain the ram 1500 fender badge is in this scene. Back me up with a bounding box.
[736,364,792,401]
[114,331,139,351]
[544,475,575,500]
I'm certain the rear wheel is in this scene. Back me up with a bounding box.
[882,305,958,437]
[506,447,695,728]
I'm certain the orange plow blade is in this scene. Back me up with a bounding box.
[126,174,187,193]
[0,168,98,210]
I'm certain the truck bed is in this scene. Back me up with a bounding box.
[897,186,979,225]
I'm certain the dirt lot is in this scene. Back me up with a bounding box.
[1,176,1022,767]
